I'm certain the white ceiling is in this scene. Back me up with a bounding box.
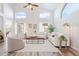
[10,3,62,12]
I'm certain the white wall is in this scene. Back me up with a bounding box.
[0,4,3,32]
[54,3,65,32]
[0,16,3,31]
[4,4,13,18]
[66,11,79,51]
[0,4,3,13]
[3,4,14,37]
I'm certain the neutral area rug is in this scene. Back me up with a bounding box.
[8,39,62,56]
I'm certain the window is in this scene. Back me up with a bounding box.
[39,22,48,33]
[40,13,50,19]
[15,12,26,18]
[39,23,44,32]
[17,23,24,35]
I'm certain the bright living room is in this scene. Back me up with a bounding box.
[0,3,79,56]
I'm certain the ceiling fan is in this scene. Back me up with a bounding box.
[24,3,39,10]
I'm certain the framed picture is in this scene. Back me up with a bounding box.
[33,24,37,29]
[29,24,32,28]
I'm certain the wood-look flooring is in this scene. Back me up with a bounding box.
[59,47,79,56]
[0,42,79,56]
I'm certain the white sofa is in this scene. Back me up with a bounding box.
[48,32,70,47]
[8,37,25,53]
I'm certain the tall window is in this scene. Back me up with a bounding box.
[15,12,26,18]
[39,23,44,32]
[17,23,24,35]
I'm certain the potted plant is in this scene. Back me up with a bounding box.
[48,24,54,33]
[58,35,67,49]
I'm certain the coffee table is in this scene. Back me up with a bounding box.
[25,36,46,44]
[25,36,46,40]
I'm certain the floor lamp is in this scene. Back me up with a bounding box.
[63,23,71,47]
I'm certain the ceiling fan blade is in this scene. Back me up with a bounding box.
[31,4,38,7]
[23,3,39,10]
[33,4,39,7]
[24,3,30,8]
[28,3,31,5]
[24,5,28,8]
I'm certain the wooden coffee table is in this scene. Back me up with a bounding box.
[25,36,46,40]
[25,36,46,44]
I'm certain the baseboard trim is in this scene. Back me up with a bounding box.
[55,46,70,48]
[71,46,79,52]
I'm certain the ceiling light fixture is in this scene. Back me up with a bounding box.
[24,3,39,10]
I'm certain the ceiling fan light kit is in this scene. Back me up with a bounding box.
[24,3,39,10]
